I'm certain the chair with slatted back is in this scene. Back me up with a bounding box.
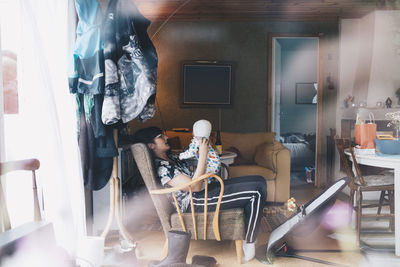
[0,158,41,232]
[333,136,394,245]
[0,159,71,265]
[130,143,246,264]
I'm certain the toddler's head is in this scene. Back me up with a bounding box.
[193,120,212,138]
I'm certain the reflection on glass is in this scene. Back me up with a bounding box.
[2,50,18,114]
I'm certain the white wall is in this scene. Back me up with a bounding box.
[335,10,400,182]
[368,11,400,107]
[280,40,318,135]
[338,11,400,127]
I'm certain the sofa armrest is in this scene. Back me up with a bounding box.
[254,141,290,202]
[273,145,290,202]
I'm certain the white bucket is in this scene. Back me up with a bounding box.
[76,236,104,267]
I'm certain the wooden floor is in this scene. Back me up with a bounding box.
[106,183,399,266]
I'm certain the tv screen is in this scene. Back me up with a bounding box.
[182,62,233,107]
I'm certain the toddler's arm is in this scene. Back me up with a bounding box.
[179,138,199,160]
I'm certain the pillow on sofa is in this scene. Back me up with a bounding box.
[221,132,275,160]
[254,142,284,172]
[225,147,254,166]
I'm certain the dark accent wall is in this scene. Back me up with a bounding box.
[129,20,339,135]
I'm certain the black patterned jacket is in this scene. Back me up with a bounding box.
[102,0,158,125]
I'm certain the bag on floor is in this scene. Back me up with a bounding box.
[191,255,217,267]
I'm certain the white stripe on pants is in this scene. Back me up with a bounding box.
[189,175,266,243]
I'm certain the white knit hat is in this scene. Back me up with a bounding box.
[193,120,212,138]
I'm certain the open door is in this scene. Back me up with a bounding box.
[268,34,323,188]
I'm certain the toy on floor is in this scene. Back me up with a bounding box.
[286,197,297,212]
[305,166,315,183]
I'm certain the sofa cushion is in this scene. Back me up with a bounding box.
[229,165,276,180]
[254,142,284,172]
[221,132,275,160]
[225,146,254,166]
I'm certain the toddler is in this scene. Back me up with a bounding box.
[179,120,221,176]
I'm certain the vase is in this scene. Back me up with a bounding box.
[394,128,400,140]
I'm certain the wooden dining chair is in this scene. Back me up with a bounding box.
[0,158,42,232]
[0,159,69,265]
[333,136,394,245]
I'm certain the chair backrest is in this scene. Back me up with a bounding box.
[130,143,173,235]
[333,136,355,178]
[0,159,41,232]
[333,136,365,185]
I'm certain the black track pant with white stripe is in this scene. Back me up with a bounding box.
[190,175,266,243]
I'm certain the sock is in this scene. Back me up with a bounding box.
[242,240,255,262]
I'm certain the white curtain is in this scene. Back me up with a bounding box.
[12,0,86,254]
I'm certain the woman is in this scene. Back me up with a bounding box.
[133,127,266,262]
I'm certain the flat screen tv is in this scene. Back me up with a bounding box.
[181,61,234,107]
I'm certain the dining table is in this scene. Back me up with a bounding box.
[345,150,400,255]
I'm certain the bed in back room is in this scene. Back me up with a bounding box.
[279,132,316,183]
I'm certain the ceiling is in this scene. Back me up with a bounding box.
[133,0,399,22]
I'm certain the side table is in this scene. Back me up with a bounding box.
[219,151,237,179]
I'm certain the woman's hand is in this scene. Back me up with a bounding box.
[168,138,210,192]
[198,137,209,161]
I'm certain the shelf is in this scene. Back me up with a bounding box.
[341,107,400,120]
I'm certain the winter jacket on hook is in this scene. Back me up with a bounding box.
[102,0,158,125]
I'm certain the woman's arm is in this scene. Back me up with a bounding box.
[167,138,209,192]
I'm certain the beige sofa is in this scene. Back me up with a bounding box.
[165,131,291,203]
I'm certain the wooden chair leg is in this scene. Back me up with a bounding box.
[235,240,243,264]
[377,190,386,217]
[161,239,168,258]
[349,188,355,216]
[389,190,395,232]
[356,190,362,246]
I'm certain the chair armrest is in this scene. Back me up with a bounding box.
[274,146,291,202]
[149,173,223,194]
[0,159,40,175]
[150,173,224,241]
[254,141,290,202]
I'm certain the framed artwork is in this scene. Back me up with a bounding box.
[295,82,317,104]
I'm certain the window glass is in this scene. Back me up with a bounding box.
[1,0,20,114]
[0,0,32,227]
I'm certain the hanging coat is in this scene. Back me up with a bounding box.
[69,0,118,191]
[102,0,158,125]
[69,0,104,95]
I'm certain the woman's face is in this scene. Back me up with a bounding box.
[149,133,170,154]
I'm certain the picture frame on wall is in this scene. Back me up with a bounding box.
[295,82,317,104]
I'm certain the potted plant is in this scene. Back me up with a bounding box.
[385,110,400,139]
[396,88,400,106]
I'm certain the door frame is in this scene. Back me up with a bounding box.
[267,33,324,188]
[0,27,5,162]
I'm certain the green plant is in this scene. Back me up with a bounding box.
[386,111,400,130]
[397,88,400,105]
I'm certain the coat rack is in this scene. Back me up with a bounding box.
[97,0,191,246]
[100,128,134,245]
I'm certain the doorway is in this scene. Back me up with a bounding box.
[268,35,322,187]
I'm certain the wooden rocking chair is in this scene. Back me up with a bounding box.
[130,143,246,264]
